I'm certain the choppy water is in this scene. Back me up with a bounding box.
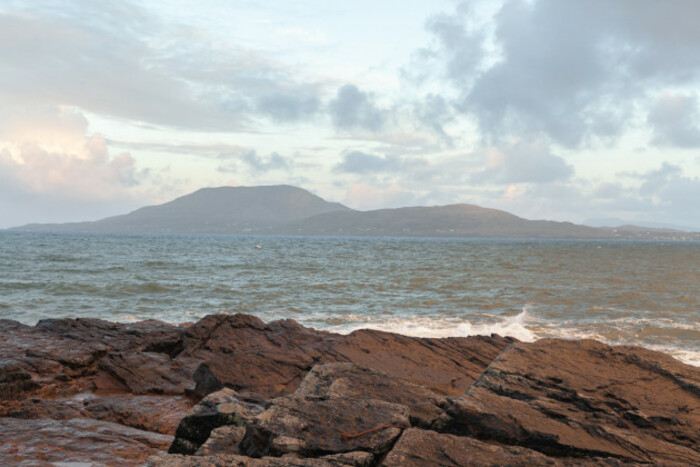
[1,232,698,366]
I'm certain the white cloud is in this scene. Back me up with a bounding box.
[0,106,144,199]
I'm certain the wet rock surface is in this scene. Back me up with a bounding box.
[0,417,172,466]
[1,313,698,466]
[437,339,700,464]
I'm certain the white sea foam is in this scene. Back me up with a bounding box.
[335,305,538,342]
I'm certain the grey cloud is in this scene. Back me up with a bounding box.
[472,141,573,185]
[638,162,684,196]
[256,90,321,122]
[414,94,455,144]
[0,3,325,131]
[647,93,700,148]
[334,151,401,174]
[329,85,386,132]
[217,151,292,174]
[423,0,700,147]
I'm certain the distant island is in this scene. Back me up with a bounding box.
[8,185,698,240]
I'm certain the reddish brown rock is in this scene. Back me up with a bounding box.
[149,452,374,466]
[97,351,199,395]
[295,363,448,428]
[3,393,190,434]
[0,417,172,466]
[4,314,698,466]
[242,395,409,457]
[179,314,514,399]
[437,339,700,465]
[382,428,562,466]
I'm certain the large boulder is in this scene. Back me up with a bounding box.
[242,395,409,457]
[169,388,264,455]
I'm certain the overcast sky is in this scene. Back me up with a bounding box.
[1,0,699,229]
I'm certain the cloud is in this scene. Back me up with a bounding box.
[334,151,402,174]
[647,93,700,148]
[0,3,326,131]
[422,0,700,147]
[256,89,321,122]
[413,94,455,144]
[329,84,386,132]
[472,141,573,184]
[217,150,292,174]
[0,106,145,199]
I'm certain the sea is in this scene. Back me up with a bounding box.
[1,232,698,366]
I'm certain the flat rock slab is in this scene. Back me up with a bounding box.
[438,339,700,465]
[4,393,191,434]
[382,428,561,466]
[0,417,172,466]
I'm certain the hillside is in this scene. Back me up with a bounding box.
[274,204,608,238]
[9,185,697,239]
[14,185,352,234]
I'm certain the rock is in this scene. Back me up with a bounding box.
[148,452,370,466]
[0,317,185,402]
[0,417,172,466]
[4,314,698,466]
[381,428,562,466]
[295,363,448,428]
[97,350,199,395]
[437,339,700,465]
[195,425,246,455]
[3,393,190,434]
[242,395,409,457]
[179,314,514,399]
[170,388,264,455]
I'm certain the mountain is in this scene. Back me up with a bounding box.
[9,185,698,239]
[13,185,352,234]
[275,204,607,238]
[584,217,696,233]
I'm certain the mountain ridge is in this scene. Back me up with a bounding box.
[8,185,698,239]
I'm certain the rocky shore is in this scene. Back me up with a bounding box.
[1,314,698,466]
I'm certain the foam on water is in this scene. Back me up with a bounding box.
[333,306,537,342]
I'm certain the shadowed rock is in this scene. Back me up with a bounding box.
[169,388,263,455]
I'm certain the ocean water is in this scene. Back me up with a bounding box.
[1,232,698,366]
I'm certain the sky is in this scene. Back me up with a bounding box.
[1,0,699,230]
